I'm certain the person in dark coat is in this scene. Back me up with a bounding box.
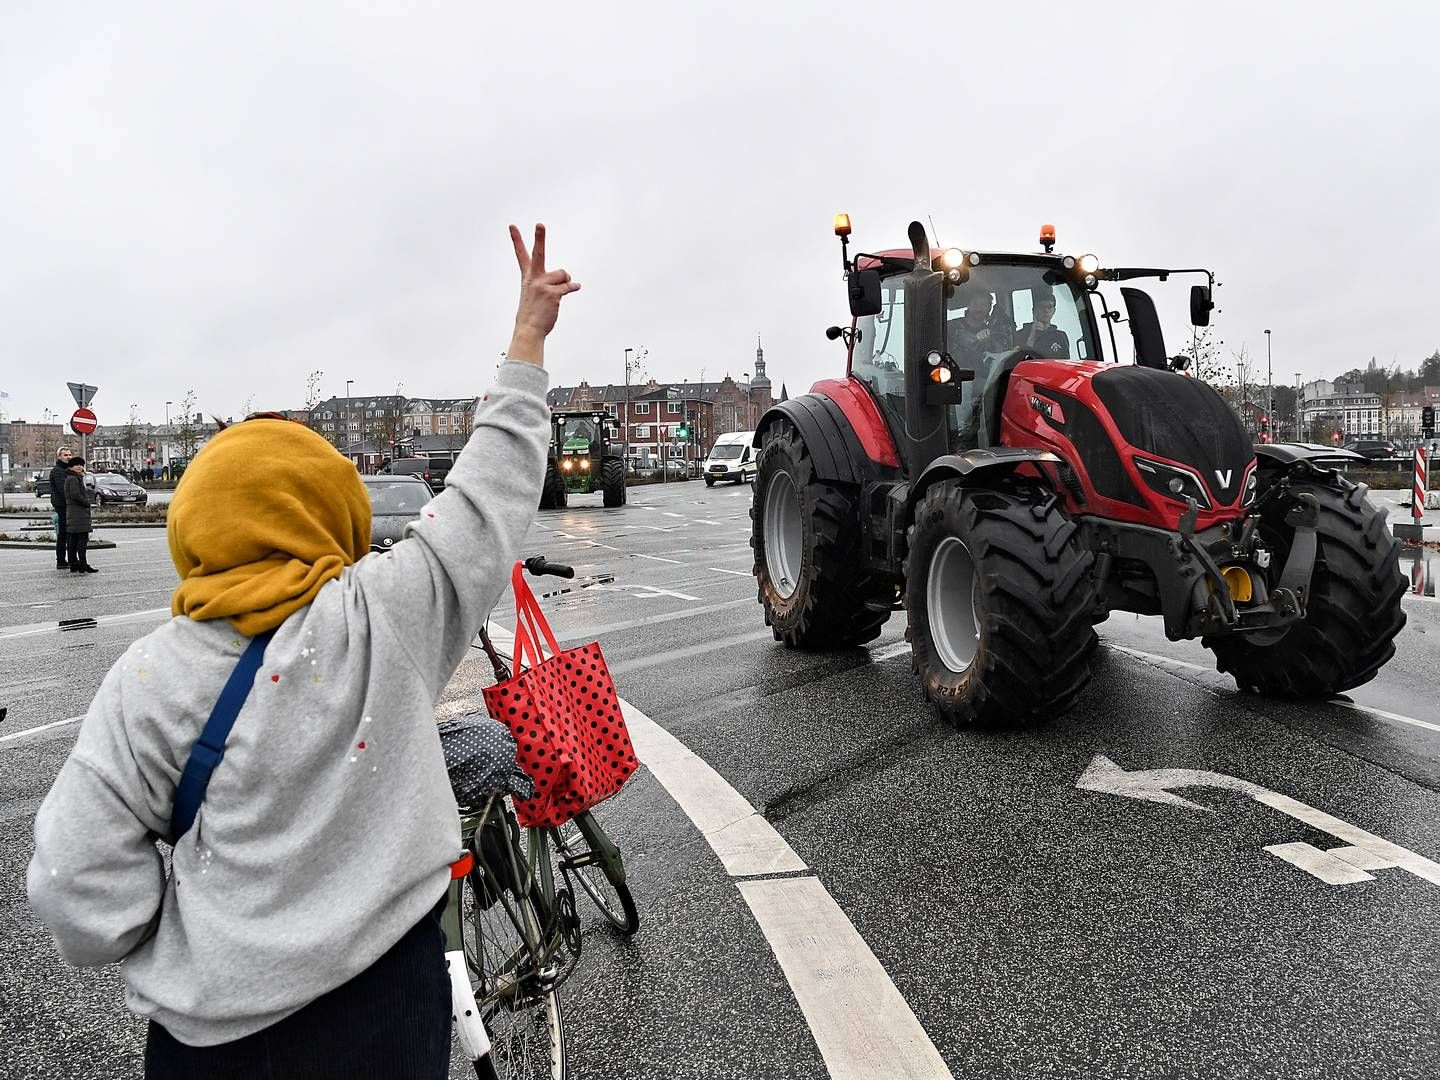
[49,446,73,569]
[62,458,98,574]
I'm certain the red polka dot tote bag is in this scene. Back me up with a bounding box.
[483,562,638,827]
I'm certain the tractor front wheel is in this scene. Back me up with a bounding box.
[906,483,1097,725]
[1203,478,1405,696]
[751,420,892,648]
[539,460,567,510]
[602,459,626,507]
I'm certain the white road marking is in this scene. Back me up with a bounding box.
[0,606,171,640]
[480,623,949,1075]
[737,878,955,1080]
[1106,644,1440,735]
[662,512,686,518]
[1327,698,1440,735]
[632,586,701,601]
[1079,754,1440,887]
[630,553,684,565]
[621,700,806,877]
[0,715,85,742]
[695,519,723,526]
[708,567,750,577]
[1263,842,1375,885]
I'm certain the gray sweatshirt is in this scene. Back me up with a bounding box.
[28,361,550,1046]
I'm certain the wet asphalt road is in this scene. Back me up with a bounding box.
[1,481,1437,1080]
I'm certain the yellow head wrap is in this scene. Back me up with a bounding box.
[168,419,371,635]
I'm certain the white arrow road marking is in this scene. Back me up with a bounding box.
[1079,754,1440,887]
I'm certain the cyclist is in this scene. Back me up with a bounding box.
[28,224,578,1078]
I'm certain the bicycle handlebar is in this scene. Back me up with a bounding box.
[524,556,575,579]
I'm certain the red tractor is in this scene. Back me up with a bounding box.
[750,217,1406,724]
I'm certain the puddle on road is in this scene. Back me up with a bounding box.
[1399,546,1438,597]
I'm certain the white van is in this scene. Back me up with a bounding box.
[703,431,757,486]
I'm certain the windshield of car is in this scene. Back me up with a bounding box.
[366,480,430,513]
[708,443,744,460]
[93,474,128,486]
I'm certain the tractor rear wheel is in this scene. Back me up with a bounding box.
[602,459,626,507]
[906,483,1097,725]
[1203,478,1405,696]
[751,419,892,648]
[539,460,567,510]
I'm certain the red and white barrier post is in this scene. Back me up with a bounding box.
[1415,447,1430,523]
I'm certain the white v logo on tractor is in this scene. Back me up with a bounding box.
[1215,469,1232,488]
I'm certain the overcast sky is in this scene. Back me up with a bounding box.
[3,1,1437,427]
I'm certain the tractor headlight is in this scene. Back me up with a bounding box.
[580,458,590,471]
[939,247,965,270]
[1133,457,1212,510]
[1077,253,1100,275]
[561,459,573,471]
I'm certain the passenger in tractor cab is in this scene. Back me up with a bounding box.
[950,286,1013,366]
[1015,286,1071,359]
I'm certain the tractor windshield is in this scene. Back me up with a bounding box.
[560,418,599,448]
[852,261,1093,451]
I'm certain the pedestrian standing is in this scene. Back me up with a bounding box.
[49,446,73,569]
[62,457,98,574]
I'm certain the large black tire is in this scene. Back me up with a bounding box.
[704,476,715,487]
[1203,478,1405,696]
[538,460,567,510]
[750,419,893,648]
[601,459,626,507]
[906,483,1097,725]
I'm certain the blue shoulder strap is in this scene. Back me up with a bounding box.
[170,629,276,842]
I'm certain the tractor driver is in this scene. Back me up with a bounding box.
[950,286,1013,365]
[1015,287,1071,359]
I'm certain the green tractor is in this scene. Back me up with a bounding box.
[540,410,627,509]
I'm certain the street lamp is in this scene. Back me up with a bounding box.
[1264,330,1272,442]
[742,372,754,430]
[346,379,354,461]
[622,347,644,470]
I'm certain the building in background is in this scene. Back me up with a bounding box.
[547,339,776,469]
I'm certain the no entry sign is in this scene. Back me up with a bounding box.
[70,408,98,435]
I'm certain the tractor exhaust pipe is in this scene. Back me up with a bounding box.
[908,221,931,270]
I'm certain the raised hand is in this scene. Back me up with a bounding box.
[507,224,581,366]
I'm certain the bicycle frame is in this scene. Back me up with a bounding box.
[444,793,575,1066]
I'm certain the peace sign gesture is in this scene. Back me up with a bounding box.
[507,224,581,366]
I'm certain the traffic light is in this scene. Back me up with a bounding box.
[1424,405,1436,434]
[676,423,690,441]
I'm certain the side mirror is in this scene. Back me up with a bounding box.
[1121,287,1168,370]
[1190,284,1214,327]
[847,269,882,318]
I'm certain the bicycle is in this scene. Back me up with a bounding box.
[444,556,639,1080]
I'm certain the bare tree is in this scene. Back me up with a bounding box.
[176,389,199,468]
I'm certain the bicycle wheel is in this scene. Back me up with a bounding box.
[460,860,568,1079]
[554,810,639,937]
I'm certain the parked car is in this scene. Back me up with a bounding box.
[1342,440,1400,461]
[85,472,149,505]
[379,456,451,493]
[361,474,433,551]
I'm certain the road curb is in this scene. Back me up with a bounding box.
[0,539,118,550]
